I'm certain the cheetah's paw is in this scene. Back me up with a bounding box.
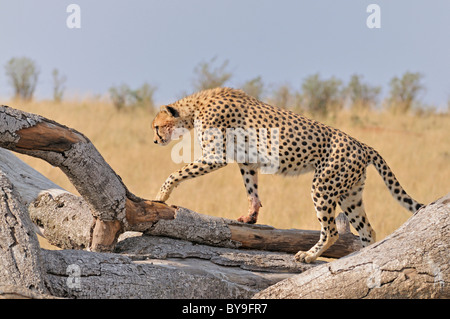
[294,251,317,263]
[237,212,258,224]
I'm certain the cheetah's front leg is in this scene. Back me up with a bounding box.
[155,159,227,202]
[237,164,262,224]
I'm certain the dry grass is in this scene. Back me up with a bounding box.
[10,99,450,243]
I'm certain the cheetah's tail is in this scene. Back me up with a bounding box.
[364,145,424,213]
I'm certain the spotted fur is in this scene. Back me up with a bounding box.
[152,87,423,263]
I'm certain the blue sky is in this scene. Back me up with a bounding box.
[0,0,449,108]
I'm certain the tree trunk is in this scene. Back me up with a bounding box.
[0,170,48,296]
[145,207,361,259]
[42,236,321,299]
[254,193,450,299]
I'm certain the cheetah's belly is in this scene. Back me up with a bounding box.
[277,162,315,176]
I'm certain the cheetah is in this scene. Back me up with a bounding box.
[152,87,423,263]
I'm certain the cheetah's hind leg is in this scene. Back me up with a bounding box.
[338,177,376,246]
[295,192,340,263]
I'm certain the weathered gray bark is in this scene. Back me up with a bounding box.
[43,236,321,299]
[254,193,450,299]
[30,192,93,249]
[0,170,48,296]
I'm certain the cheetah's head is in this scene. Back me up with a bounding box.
[152,105,185,146]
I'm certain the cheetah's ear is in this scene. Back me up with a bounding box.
[163,106,180,118]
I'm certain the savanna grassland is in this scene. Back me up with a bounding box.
[11,98,450,246]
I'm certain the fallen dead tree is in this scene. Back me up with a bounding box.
[0,104,447,299]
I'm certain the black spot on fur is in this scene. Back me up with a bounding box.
[403,197,413,205]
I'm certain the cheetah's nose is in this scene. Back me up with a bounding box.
[153,140,158,144]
